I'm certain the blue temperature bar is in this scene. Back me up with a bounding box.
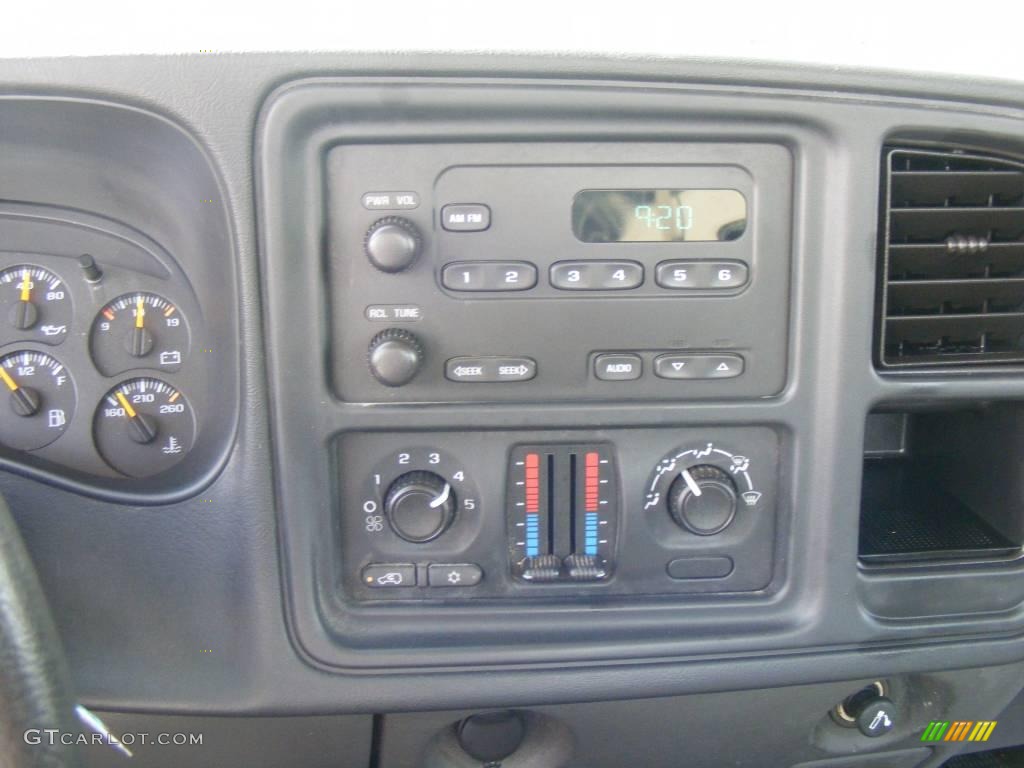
[584,512,599,556]
[526,513,541,557]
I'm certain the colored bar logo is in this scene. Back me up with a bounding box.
[921,720,997,742]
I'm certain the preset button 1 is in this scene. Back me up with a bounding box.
[441,261,537,291]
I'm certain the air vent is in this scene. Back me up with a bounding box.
[878,147,1024,368]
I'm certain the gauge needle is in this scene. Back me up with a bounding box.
[0,367,18,392]
[115,391,137,418]
[116,391,157,444]
[681,468,702,497]
[2,367,40,416]
[135,297,145,328]
[11,270,39,331]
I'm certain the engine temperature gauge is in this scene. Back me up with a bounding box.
[93,378,195,477]
[0,265,72,345]
[89,293,190,376]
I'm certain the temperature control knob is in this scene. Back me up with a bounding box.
[384,471,456,543]
[667,464,737,535]
[364,216,422,273]
[368,328,423,386]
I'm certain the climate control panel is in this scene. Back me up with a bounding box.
[338,428,780,601]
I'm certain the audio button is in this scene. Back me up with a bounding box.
[594,353,642,381]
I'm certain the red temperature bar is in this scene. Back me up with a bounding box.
[525,452,540,513]
[584,451,600,512]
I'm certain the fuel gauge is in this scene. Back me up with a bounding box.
[0,350,76,450]
[90,293,190,376]
[0,265,72,345]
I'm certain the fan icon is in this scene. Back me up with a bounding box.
[446,571,462,585]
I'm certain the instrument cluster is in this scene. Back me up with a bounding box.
[0,253,206,482]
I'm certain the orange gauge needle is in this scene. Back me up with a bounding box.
[18,270,30,302]
[0,366,18,392]
[116,390,157,444]
[115,391,137,418]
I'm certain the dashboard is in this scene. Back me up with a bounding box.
[2,54,1024,768]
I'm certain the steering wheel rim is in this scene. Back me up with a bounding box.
[0,492,79,768]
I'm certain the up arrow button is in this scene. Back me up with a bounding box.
[703,355,745,379]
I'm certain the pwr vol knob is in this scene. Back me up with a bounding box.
[364,216,422,273]
[368,328,423,386]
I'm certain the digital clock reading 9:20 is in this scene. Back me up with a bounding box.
[572,189,747,243]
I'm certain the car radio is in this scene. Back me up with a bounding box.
[326,141,793,403]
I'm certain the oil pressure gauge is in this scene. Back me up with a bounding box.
[0,350,76,450]
[90,293,190,375]
[93,378,195,477]
[0,265,72,345]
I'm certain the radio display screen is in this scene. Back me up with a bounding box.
[572,189,747,243]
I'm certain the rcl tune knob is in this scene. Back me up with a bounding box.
[385,471,456,543]
[368,328,423,387]
[667,464,738,535]
[364,216,422,273]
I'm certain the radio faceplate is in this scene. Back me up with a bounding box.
[327,142,793,403]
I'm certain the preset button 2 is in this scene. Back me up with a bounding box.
[550,261,643,290]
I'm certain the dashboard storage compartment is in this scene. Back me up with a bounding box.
[859,409,1024,564]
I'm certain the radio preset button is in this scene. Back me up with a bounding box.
[441,203,491,232]
[442,261,537,291]
[594,353,642,381]
[655,260,749,290]
[427,563,483,587]
[654,353,745,380]
[446,357,537,383]
[550,261,643,290]
[708,262,749,288]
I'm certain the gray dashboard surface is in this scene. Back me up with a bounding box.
[1,52,1024,720]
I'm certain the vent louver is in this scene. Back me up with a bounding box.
[878,147,1024,368]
